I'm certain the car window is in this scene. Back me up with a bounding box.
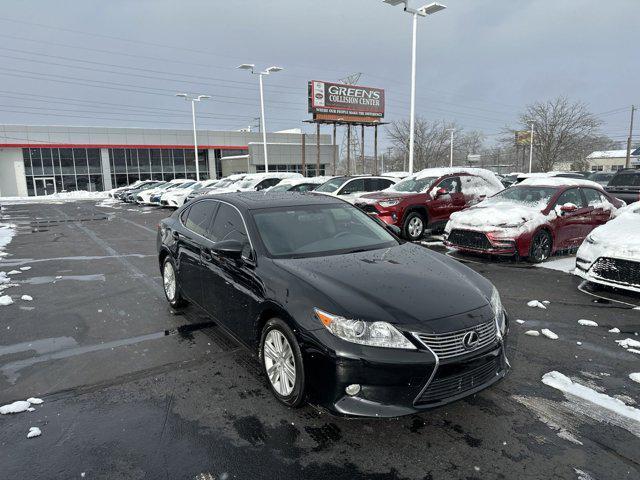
[375,178,395,190]
[582,188,603,207]
[315,176,348,192]
[555,188,585,208]
[256,178,281,191]
[183,200,217,239]
[210,203,248,243]
[436,176,461,193]
[609,173,640,187]
[339,178,365,195]
[462,175,491,195]
[290,183,313,192]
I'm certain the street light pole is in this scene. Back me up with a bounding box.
[176,93,211,181]
[528,122,535,173]
[383,2,446,175]
[447,128,455,167]
[237,64,283,174]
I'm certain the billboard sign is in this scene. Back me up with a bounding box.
[515,130,532,146]
[308,80,385,122]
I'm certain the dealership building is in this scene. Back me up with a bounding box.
[0,124,336,197]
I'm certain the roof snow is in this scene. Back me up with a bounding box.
[520,177,604,189]
[587,149,638,159]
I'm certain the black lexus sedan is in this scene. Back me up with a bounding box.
[157,192,510,417]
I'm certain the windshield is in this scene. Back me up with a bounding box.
[140,182,162,191]
[388,176,437,193]
[253,203,398,258]
[237,178,259,189]
[176,181,196,189]
[269,184,292,192]
[315,177,347,193]
[213,178,240,189]
[485,186,557,208]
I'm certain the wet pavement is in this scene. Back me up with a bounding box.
[0,200,639,480]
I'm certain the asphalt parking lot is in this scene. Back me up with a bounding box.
[1,200,639,480]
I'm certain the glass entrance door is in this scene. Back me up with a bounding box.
[34,177,57,196]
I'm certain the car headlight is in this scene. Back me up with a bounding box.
[490,286,506,338]
[314,308,416,350]
[378,198,401,208]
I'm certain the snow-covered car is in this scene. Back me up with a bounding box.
[267,176,334,192]
[313,175,398,204]
[215,172,303,194]
[444,177,624,263]
[109,180,145,198]
[160,179,219,208]
[136,179,192,205]
[185,174,247,202]
[515,171,586,184]
[575,201,640,292]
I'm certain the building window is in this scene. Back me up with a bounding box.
[22,148,102,196]
[255,164,326,176]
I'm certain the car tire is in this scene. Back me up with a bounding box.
[402,211,426,241]
[259,318,306,408]
[161,256,187,308]
[528,230,552,264]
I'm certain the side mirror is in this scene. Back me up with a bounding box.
[385,224,401,236]
[212,239,244,259]
[560,203,578,214]
[435,187,448,198]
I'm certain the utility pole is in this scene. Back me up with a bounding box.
[528,123,535,173]
[626,105,636,168]
[447,128,455,167]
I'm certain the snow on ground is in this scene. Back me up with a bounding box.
[616,338,640,354]
[578,319,598,327]
[516,319,525,324]
[19,266,31,271]
[527,300,547,309]
[21,295,33,301]
[542,371,640,425]
[0,222,16,250]
[541,329,558,340]
[0,190,108,205]
[630,373,640,384]
[609,328,621,333]
[0,295,14,306]
[26,397,43,404]
[27,427,41,438]
[535,257,576,273]
[0,400,31,414]
[524,330,540,336]
[7,269,21,275]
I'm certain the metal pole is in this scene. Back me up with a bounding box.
[528,123,534,173]
[381,153,385,174]
[259,73,269,173]
[408,12,418,175]
[332,123,337,175]
[316,122,321,176]
[346,126,351,175]
[449,130,454,167]
[360,124,365,174]
[191,99,200,181]
[374,124,378,175]
[301,133,306,177]
[626,105,635,168]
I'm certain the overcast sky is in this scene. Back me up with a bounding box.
[0,0,637,152]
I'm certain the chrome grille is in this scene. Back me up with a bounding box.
[413,321,497,359]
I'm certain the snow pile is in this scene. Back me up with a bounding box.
[19,266,31,271]
[608,328,620,334]
[630,373,640,384]
[0,400,31,414]
[0,190,108,204]
[0,295,13,306]
[527,300,547,309]
[21,294,33,301]
[0,222,16,250]
[578,319,598,327]
[524,330,540,336]
[27,427,41,438]
[26,397,43,404]
[541,329,558,340]
[516,319,525,324]
[616,338,640,354]
[542,371,640,423]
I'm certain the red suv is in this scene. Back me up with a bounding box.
[444,178,624,263]
[354,168,503,240]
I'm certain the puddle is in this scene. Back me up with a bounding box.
[0,254,152,268]
[0,336,78,357]
[23,274,106,285]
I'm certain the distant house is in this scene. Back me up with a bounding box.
[585,149,639,171]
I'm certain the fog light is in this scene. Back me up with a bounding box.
[345,384,361,396]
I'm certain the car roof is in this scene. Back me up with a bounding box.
[200,191,343,210]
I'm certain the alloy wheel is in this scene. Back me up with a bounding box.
[263,330,296,396]
[163,261,176,301]
[532,233,551,262]
[408,216,424,239]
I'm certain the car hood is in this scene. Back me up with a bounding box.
[586,212,640,257]
[273,243,493,330]
[447,202,548,232]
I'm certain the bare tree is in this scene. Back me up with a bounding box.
[517,97,602,171]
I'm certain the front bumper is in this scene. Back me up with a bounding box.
[303,324,509,417]
[575,256,640,293]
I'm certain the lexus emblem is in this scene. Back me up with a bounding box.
[462,331,480,349]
